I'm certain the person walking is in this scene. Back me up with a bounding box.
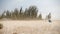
[48,13,52,23]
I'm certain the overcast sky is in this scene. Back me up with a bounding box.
[0,0,60,20]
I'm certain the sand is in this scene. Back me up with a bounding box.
[0,20,60,34]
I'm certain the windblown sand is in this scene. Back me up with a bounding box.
[0,20,60,34]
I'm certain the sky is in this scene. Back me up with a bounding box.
[0,0,60,20]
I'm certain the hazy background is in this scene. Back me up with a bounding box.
[0,0,60,20]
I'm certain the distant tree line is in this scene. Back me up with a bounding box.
[0,5,51,20]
